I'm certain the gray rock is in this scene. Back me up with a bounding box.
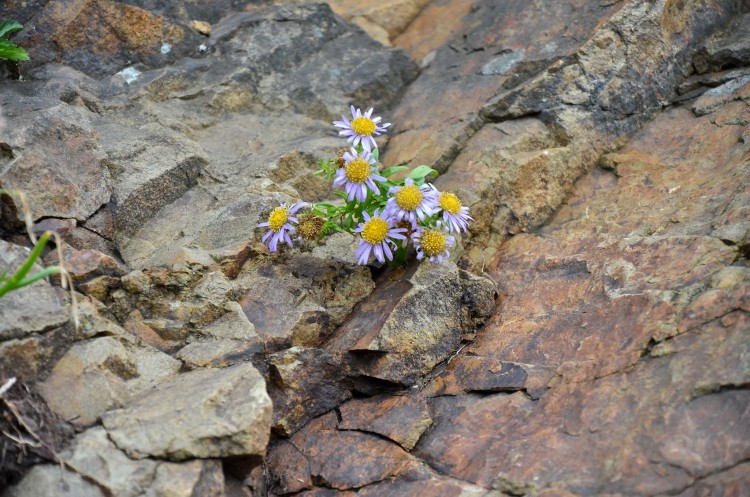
[39,335,181,427]
[176,338,262,368]
[693,12,750,73]
[0,102,110,222]
[0,240,69,341]
[4,427,225,497]
[97,121,208,241]
[2,465,104,497]
[235,254,375,352]
[176,301,263,368]
[481,50,525,76]
[102,362,272,460]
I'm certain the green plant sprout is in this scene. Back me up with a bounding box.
[0,20,30,62]
[0,230,60,298]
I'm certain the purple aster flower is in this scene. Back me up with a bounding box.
[430,186,473,233]
[354,209,407,265]
[333,147,386,202]
[333,106,390,151]
[257,202,307,252]
[384,178,438,229]
[412,221,456,264]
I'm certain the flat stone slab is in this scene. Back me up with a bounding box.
[102,362,272,460]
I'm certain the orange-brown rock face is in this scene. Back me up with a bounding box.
[263,80,749,495]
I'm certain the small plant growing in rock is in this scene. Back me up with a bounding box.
[258,106,473,266]
[0,21,29,62]
[0,230,60,298]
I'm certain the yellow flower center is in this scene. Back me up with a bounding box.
[268,207,289,232]
[420,229,447,257]
[345,157,371,184]
[439,192,462,215]
[395,185,423,211]
[350,116,377,137]
[361,218,389,245]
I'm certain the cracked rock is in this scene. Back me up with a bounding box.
[102,361,272,460]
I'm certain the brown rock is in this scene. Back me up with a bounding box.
[267,347,352,437]
[16,0,203,77]
[77,275,120,302]
[326,0,431,41]
[382,0,627,171]
[423,356,534,397]
[267,412,416,492]
[393,0,475,63]
[47,248,128,283]
[338,392,432,450]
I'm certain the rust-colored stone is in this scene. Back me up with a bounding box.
[338,392,432,450]
[268,412,416,492]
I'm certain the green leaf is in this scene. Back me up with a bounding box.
[372,148,379,162]
[0,20,23,40]
[15,266,61,288]
[381,165,408,178]
[408,165,438,181]
[0,40,29,61]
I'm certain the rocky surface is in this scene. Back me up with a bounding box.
[1,0,749,496]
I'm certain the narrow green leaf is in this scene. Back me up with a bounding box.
[8,232,50,285]
[15,266,61,288]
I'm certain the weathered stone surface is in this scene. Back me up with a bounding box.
[102,362,272,460]
[122,0,258,24]
[39,335,181,426]
[4,427,225,497]
[339,392,432,450]
[325,0,432,45]
[267,346,352,436]
[267,412,416,493]
[381,0,628,170]
[405,74,750,495]
[325,262,496,385]
[175,338,261,369]
[0,101,109,222]
[15,0,204,78]
[45,247,128,283]
[383,0,741,251]
[109,267,240,348]
[3,465,103,497]
[693,12,750,74]
[0,240,69,341]
[98,120,208,242]
[237,255,375,352]
[424,356,538,397]
[392,0,475,63]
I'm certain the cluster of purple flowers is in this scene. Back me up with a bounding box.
[258,106,473,266]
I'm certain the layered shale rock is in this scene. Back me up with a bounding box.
[1,0,748,495]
